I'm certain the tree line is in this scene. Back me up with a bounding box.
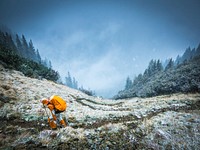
[65,71,95,96]
[0,29,95,96]
[0,30,60,82]
[114,44,200,99]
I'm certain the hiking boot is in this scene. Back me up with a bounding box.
[49,120,57,129]
[60,119,67,127]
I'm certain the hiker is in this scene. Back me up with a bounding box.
[41,95,67,129]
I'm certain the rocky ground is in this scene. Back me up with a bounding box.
[0,64,200,150]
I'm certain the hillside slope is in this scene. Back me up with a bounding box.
[115,55,200,99]
[0,64,200,149]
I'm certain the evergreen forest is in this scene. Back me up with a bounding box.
[0,29,95,96]
[114,44,200,99]
[0,30,60,82]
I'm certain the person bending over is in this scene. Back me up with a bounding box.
[41,95,67,129]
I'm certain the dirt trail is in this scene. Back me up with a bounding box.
[1,66,200,149]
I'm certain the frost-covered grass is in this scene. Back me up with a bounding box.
[138,110,200,150]
[1,65,200,149]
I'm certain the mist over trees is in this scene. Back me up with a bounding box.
[2,26,198,99]
[114,44,200,99]
[0,27,95,95]
[65,71,78,89]
[64,71,95,96]
[0,30,60,82]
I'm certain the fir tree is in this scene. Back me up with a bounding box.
[156,59,163,72]
[0,31,4,45]
[165,58,174,71]
[195,43,200,56]
[28,39,37,61]
[125,76,132,90]
[49,60,52,68]
[73,77,78,89]
[16,34,23,55]
[181,47,192,62]
[21,34,29,58]
[36,49,41,63]
[4,32,16,51]
[42,58,49,67]
[65,72,73,88]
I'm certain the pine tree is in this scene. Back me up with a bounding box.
[156,59,163,72]
[42,58,49,67]
[9,34,17,52]
[195,43,200,56]
[28,39,37,61]
[181,47,192,62]
[49,60,52,68]
[148,59,154,75]
[191,48,196,58]
[3,32,16,52]
[65,72,73,88]
[16,34,23,55]
[4,33,10,49]
[175,55,181,65]
[165,58,174,71]
[145,59,157,76]
[21,35,29,58]
[56,73,62,84]
[132,73,142,86]
[36,49,41,63]
[125,76,132,90]
[0,31,4,45]
[73,77,78,89]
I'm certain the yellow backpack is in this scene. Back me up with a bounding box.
[50,95,67,112]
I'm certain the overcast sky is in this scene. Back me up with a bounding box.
[0,0,200,98]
